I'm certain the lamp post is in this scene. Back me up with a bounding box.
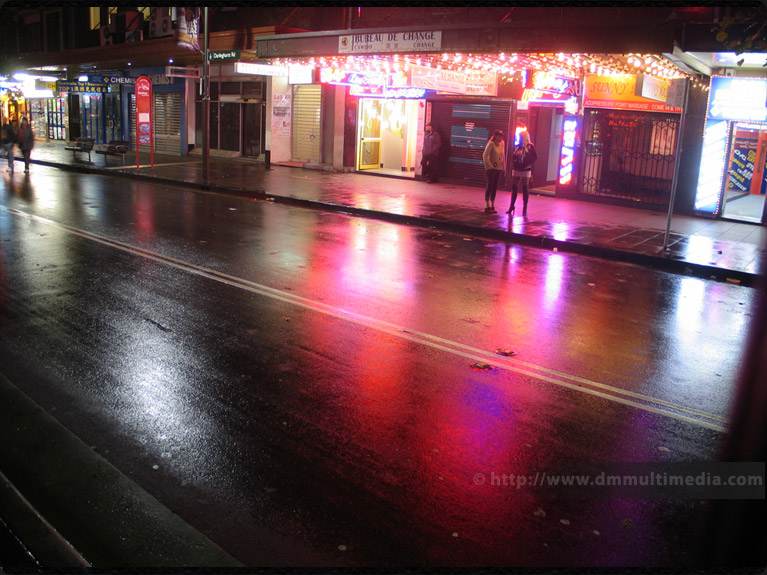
[202,6,210,184]
[663,78,690,252]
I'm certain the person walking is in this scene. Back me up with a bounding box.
[420,122,442,183]
[17,116,34,174]
[507,130,538,216]
[2,116,17,173]
[482,129,505,213]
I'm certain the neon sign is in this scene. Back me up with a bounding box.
[559,118,577,185]
[319,68,386,87]
[532,72,580,96]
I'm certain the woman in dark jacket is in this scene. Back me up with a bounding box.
[18,116,34,174]
[507,130,537,216]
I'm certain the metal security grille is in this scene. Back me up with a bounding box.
[579,109,679,205]
[292,84,321,162]
[431,101,512,186]
[129,93,182,155]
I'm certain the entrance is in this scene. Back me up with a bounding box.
[356,97,419,177]
[722,123,767,224]
[242,102,263,158]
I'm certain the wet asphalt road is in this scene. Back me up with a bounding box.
[0,166,758,568]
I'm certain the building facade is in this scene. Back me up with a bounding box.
[1,5,765,223]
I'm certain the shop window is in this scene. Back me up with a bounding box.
[242,82,263,100]
[221,82,240,95]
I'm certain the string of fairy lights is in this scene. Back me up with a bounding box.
[271,51,710,91]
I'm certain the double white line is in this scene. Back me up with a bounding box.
[5,206,730,433]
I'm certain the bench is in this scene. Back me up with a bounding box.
[64,137,95,162]
[95,140,130,165]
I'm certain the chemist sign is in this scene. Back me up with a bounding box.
[135,75,153,168]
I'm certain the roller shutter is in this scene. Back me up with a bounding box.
[430,101,512,186]
[129,92,182,156]
[291,84,321,162]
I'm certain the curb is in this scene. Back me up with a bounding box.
[0,373,243,569]
[28,158,762,287]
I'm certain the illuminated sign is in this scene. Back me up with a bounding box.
[288,65,314,85]
[56,81,108,93]
[559,118,578,185]
[235,62,289,77]
[532,72,580,96]
[350,85,426,99]
[635,74,669,103]
[583,74,682,113]
[409,64,496,96]
[707,77,767,121]
[694,119,729,213]
[320,68,386,87]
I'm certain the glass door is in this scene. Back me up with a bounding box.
[722,123,767,224]
[357,98,382,170]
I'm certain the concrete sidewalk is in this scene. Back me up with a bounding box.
[13,141,767,286]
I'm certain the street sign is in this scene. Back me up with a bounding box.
[208,50,241,61]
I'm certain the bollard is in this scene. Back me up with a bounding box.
[264,150,271,170]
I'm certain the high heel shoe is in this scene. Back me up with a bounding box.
[506,206,515,215]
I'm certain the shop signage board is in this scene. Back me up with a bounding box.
[583,74,682,113]
[56,81,108,94]
[235,62,289,76]
[408,64,497,96]
[635,74,669,103]
[135,75,153,168]
[338,30,441,54]
[707,77,767,122]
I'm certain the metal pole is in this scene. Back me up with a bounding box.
[202,6,210,184]
[664,78,690,252]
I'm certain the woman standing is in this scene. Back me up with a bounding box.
[18,116,34,174]
[507,130,537,216]
[482,129,505,213]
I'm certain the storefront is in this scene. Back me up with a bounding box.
[694,76,767,225]
[126,69,186,155]
[319,67,425,175]
[200,59,269,160]
[55,78,122,143]
[0,84,29,124]
[515,71,581,194]
[563,73,685,208]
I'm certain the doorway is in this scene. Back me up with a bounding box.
[356,97,419,177]
[722,123,767,224]
[357,98,382,170]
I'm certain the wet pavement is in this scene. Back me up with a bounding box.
[12,140,767,287]
[0,148,763,570]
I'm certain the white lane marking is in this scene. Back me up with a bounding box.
[4,206,729,433]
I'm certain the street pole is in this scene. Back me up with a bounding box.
[663,78,690,252]
[202,6,210,184]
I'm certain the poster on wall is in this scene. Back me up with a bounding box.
[135,75,153,168]
[727,134,758,193]
[272,93,292,137]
